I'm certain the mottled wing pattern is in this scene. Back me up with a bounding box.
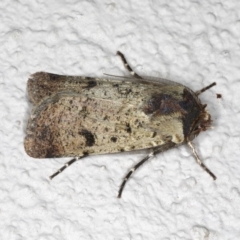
[27,72,182,105]
[24,72,189,158]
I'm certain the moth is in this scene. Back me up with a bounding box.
[24,51,217,198]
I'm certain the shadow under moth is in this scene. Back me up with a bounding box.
[24,51,217,198]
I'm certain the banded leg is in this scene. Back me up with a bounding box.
[117,51,142,79]
[195,82,216,96]
[49,155,86,179]
[118,151,154,198]
[188,141,216,180]
[118,142,176,198]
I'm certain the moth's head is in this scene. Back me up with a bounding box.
[188,105,212,141]
[186,81,216,141]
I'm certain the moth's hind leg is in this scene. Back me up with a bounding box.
[116,51,143,79]
[118,151,155,198]
[49,156,86,179]
[118,142,176,198]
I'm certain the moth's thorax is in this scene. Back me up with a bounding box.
[141,86,211,144]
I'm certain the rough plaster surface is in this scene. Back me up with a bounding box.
[1,0,240,239]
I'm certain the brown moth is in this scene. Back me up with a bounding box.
[24,51,216,198]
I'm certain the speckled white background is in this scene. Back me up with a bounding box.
[1,0,240,239]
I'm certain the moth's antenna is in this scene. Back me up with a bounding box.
[188,141,216,180]
[103,73,133,79]
[195,82,216,96]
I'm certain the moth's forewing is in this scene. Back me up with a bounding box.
[25,73,203,158]
[27,72,178,105]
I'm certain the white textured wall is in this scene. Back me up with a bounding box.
[1,0,240,239]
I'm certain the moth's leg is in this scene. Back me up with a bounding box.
[118,142,176,198]
[49,156,86,179]
[195,82,216,96]
[188,141,216,180]
[118,151,154,198]
[116,51,143,79]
